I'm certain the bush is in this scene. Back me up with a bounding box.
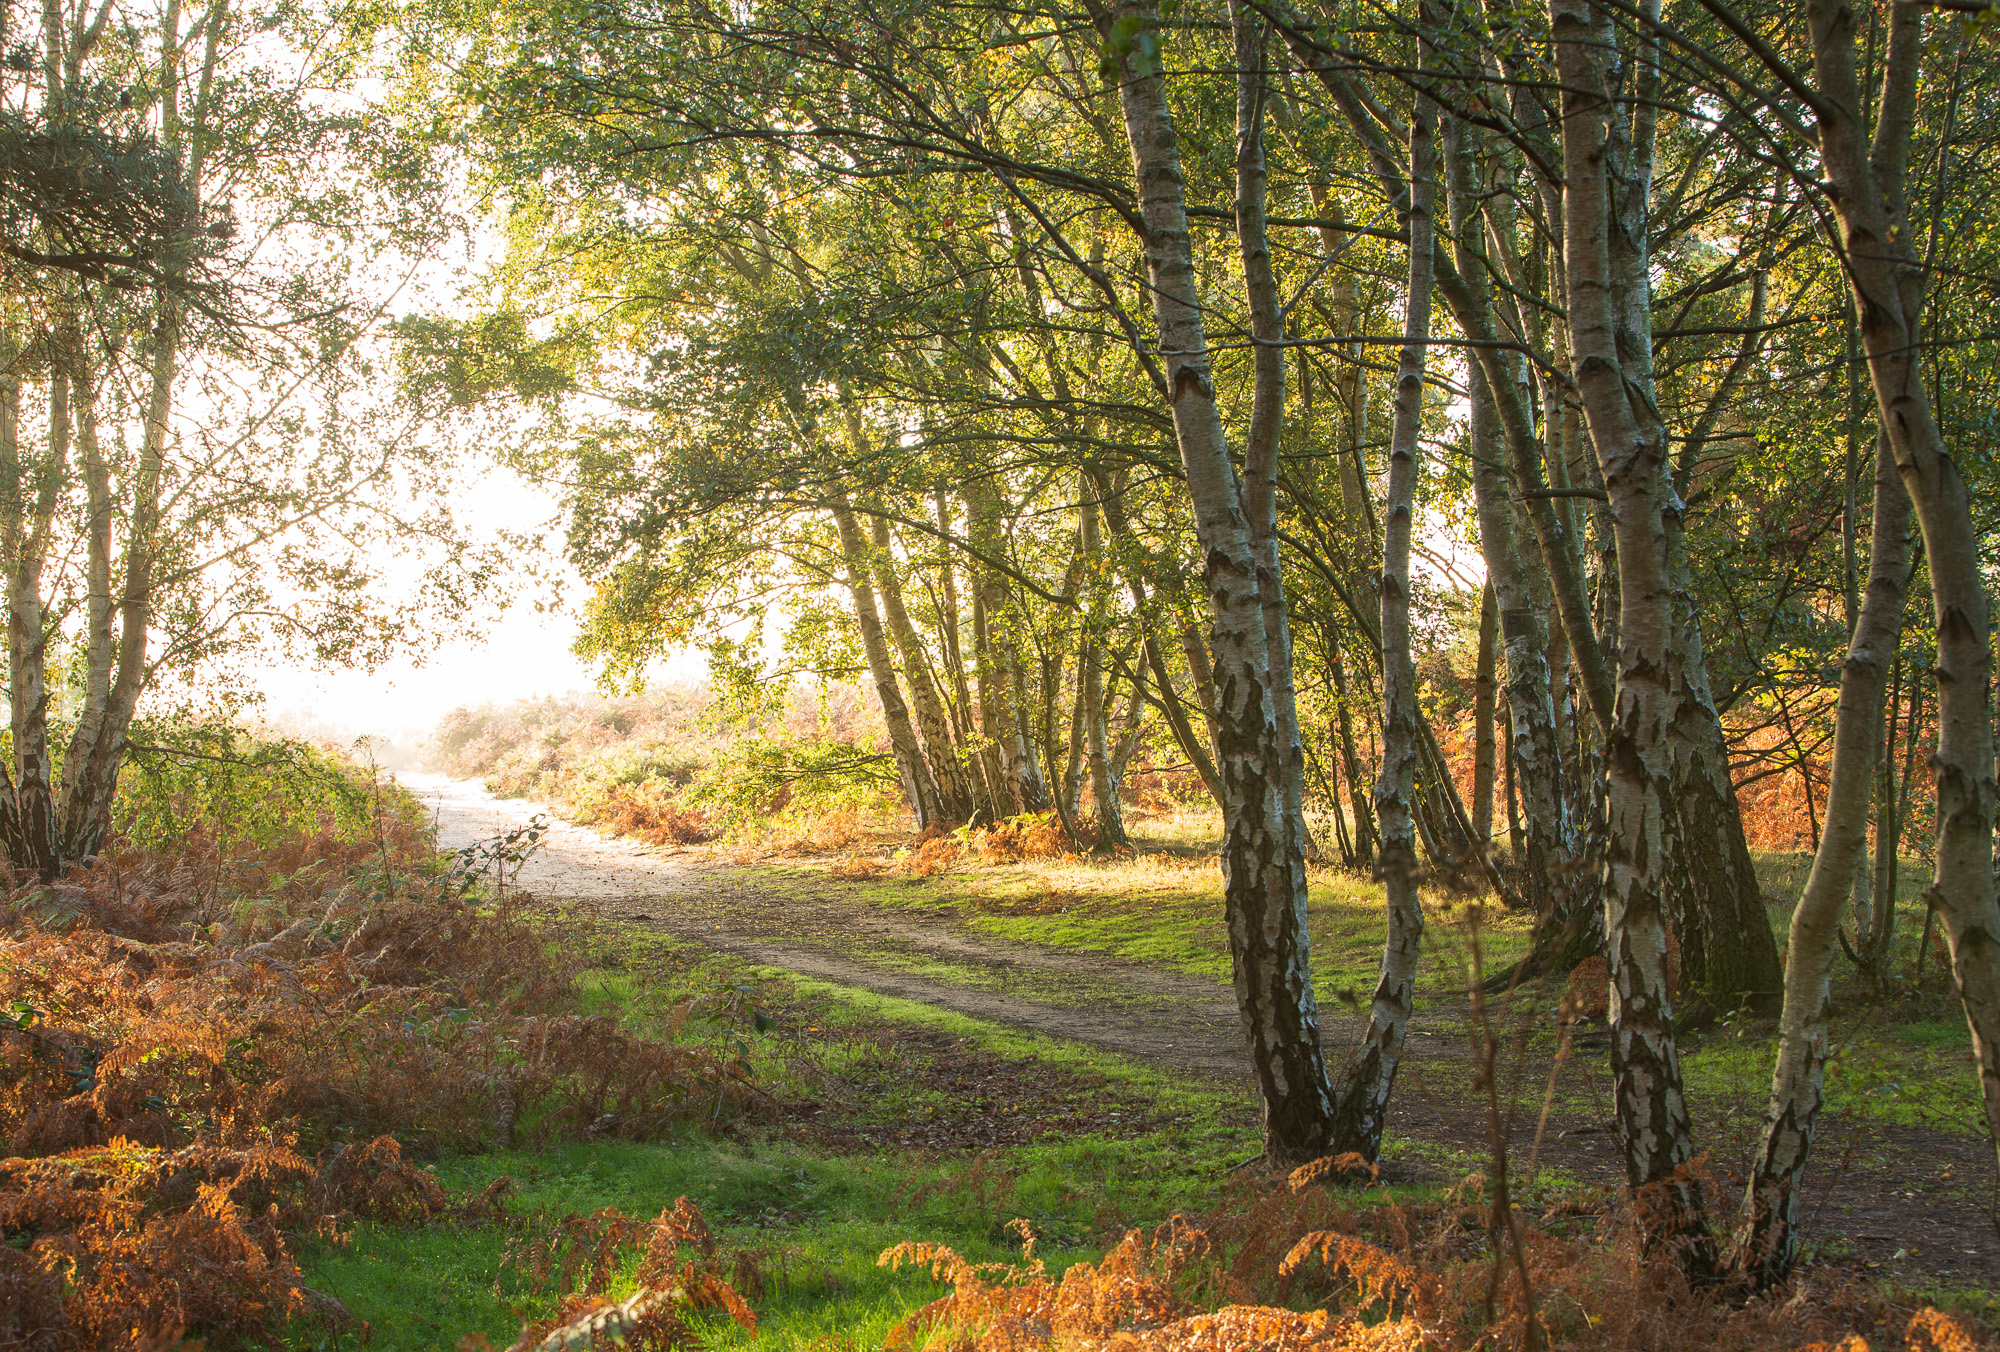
[875,1165,1993,1351]
[116,717,403,853]
[0,768,767,1347]
[429,684,909,843]
[966,814,1067,865]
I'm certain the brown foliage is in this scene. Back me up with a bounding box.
[499,1197,757,1352]
[875,1175,1994,1352]
[906,835,964,877]
[0,1134,444,1348]
[967,815,1067,865]
[1562,957,1612,1024]
[597,781,716,846]
[0,817,760,1348]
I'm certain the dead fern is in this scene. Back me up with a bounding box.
[0,814,765,1348]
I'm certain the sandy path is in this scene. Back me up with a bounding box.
[400,774,1253,1080]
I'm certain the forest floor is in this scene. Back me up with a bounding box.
[406,775,2000,1295]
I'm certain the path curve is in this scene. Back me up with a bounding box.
[402,774,1253,1080]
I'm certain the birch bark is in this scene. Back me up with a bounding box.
[1551,0,1711,1266]
[1735,430,1912,1285]
[1446,119,1573,924]
[1079,485,1128,850]
[868,513,978,823]
[1095,0,1335,1161]
[832,495,946,829]
[1324,13,1434,1161]
[1806,0,2000,1166]
[55,0,227,864]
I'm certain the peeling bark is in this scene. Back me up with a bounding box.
[1552,0,1712,1268]
[1807,0,2000,1169]
[1735,430,1913,1286]
[1097,0,1335,1162]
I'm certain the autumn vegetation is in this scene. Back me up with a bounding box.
[0,0,1998,1339]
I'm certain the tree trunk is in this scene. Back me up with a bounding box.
[1009,656,1051,810]
[1662,604,1786,1014]
[1330,654,1378,865]
[1233,12,1310,864]
[868,513,978,823]
[832,495,946,829]
[0,361,64,877]
[1325,29,1434,1163]
[58,363,113,848]
[55,0,227,865]
[1473,582,1498,849]
[1553,0,1712,1269]
[1807,0,2000,1166]
[1093,470,1228,806]
[968,484,1050,814]
[1322,205,1381,865]
[1079,483,1128,851]
[1661,296,1787,1009]
[1180,621,1224,758]
[1446,113,1576,927]
[1099,0,1335,1163]
[1862,641,1908,981]
[933,490,1006,824]
[1735,429,1913,1286]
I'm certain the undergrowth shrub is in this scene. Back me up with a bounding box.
[596,779,717,846]
[486,1197,758,1352]
[0,1134,449,1347]
[905,835,963,877]
[873,1164,1994,1352]
[431,684,910,846]
[1122,761,1210,814]
[118,717,411,854]
[966,814,1066,865]
[0,800,763,1348]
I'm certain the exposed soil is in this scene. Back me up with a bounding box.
[775,1024,1182,1155]
[406,775,2000,1285]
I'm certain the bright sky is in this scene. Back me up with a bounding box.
[247,463,705,751]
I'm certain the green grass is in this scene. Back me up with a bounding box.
[1681,1011,1986,1133]
[708,828,1982,1135]
[740,848,1535,1009]
[751,973,1256,1127]
[287,968,1271,1351]
[278,836,1994,1348]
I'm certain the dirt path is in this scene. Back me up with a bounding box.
[404,775,1999,1283]
[406,774,1249,1078]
